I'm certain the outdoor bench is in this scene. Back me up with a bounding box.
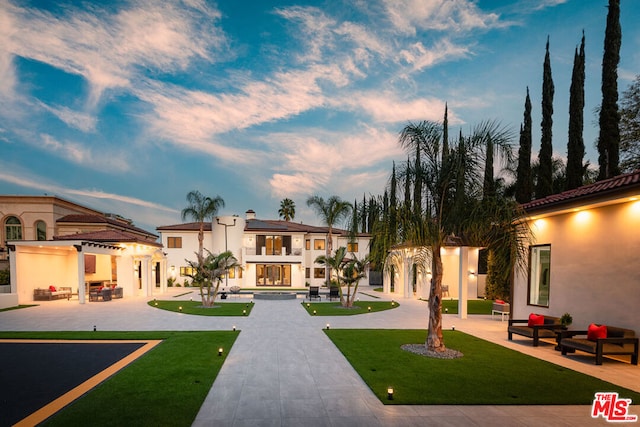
[33,286,72,301]
[560,325,639,365]
[507,315,562,346]
[491,301,510,321]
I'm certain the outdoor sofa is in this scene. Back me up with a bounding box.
[560,324,639,365]
[507,314,562,346]
[33,286,72,301]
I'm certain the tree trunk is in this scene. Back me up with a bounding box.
[426,246,446,352]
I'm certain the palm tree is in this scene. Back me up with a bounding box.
[186,250,240,307]
[339,253,370,308]
[396,119,522,353]
[315,246,348,305]
[278,198,296,221]
[306,195,352,284]
[315,246,370,308]
[181,190,225,266]
[181,190,224,305]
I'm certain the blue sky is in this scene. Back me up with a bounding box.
[1,0,639,233]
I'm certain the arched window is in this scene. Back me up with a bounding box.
[35,220,47,241]
[5,216,23,240]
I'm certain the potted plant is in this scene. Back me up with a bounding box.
[561,312,573,328]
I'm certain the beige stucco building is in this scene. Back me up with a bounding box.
[1,195,165,308]
[512,171,640,331]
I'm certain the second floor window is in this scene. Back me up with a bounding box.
[314,239,325,250]
[347,242,358,252]
[5,216,22,240]
[35,220,47,241]
[167,237,182,248]
[256,235,291,255]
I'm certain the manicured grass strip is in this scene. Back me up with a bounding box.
[148,300,254,316]
[441,299,493,315]
[302,300,398,316]
[173,291,194,298]
[0,304,37,312]
[325,329,640,405]
[359,292,380,299]
[0,331,238,426]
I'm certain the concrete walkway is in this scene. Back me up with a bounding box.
[1,289,638,426]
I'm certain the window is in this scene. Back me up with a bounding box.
[528,245,551,307]
[4,216,22,240]
[180,266,196,277]
[305,268,310,279]
[167,237,182,248]
[314,239,325,250]
[256,264,291,286]
[314,268,325,279]
[225,267,242,279]
[347,242,358,252]
[305,239,311,250]
[35,220,47,240]
[256,235,291,255]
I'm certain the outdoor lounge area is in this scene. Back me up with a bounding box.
[33,286,72,301]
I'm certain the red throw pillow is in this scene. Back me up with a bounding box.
[587,324,607,341]
[495,300,505,304]
[528,313,544,327]
[49,285,57,292]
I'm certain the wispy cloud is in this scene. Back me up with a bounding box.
[265,125,403,197]
[383,0,506,35]
[0,163,179,215]
[38,102,97,133]
[2,0,226,106]
[39,134,130,172]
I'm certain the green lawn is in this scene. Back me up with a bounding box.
[441,299,493,315]
[0,331,238,426]
[148,299,254,316]
[325,329,640,405]
[302,300,399,316]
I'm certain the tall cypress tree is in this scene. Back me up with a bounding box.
[442,103,449,161]
[404,157,412,216]
[598,0,622,179]
[413,147,422,216]
[389,162,397,235]
[483,135,495,200]
[361,194,367,233]
[515,88,533,203]
[566,32,586,190]
[536,37,554,199]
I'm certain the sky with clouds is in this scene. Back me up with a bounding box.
[1,0,639,233]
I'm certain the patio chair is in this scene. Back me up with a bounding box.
[328,287,340,301]
[308,286,321,301]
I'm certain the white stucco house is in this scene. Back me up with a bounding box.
[157,210,371,290]
[1,195,165,308]
[512,170,640,332]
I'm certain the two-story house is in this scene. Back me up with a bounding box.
[157,210,371,289]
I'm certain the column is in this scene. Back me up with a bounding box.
[458,247,469,319]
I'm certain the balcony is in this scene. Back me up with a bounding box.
[244,246,303,263]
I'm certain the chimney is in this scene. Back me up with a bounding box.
[246,209,256,220]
